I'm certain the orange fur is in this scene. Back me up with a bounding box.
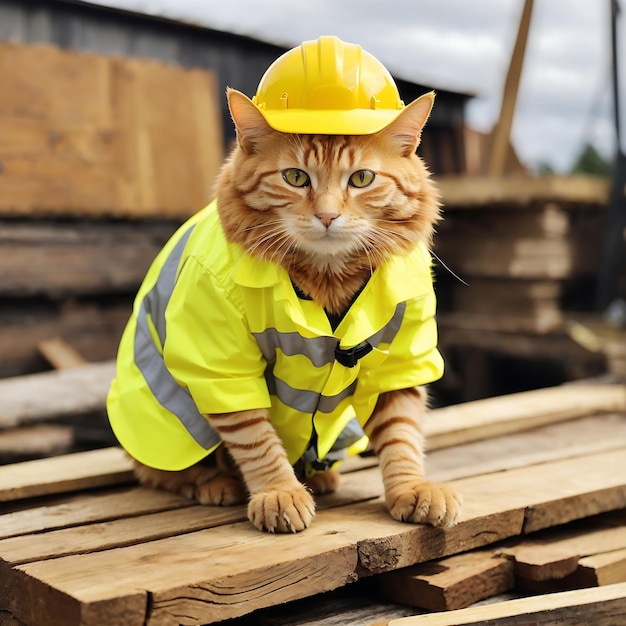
[217,89,440,314]
[132,89,462,532]
[365,388,461,527]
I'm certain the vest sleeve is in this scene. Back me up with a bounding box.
[163,256,271,414]
[352,286,444,422]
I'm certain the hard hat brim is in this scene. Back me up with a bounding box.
[259,107,403,136]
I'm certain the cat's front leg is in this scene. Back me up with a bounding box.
[208,408,315,533]
[364,387,462,528]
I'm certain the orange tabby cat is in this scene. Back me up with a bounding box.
[107,37,462,533]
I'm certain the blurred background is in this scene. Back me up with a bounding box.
[97,0,624,176]
[0,0,624,462]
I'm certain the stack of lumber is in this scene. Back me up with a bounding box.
[433,176,616,399]
[435,176,609,332]
[0,340,117,462]
[0,40,224,380]
[0,379,625,625]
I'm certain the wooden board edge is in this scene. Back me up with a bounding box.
[0,447,134,503]
[0,560,147,626]
[377,581,626,625]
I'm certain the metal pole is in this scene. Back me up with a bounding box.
[595,0,626,311]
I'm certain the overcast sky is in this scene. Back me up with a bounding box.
[99,0,624,173]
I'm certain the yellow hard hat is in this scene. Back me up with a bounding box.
[252,36,405,135]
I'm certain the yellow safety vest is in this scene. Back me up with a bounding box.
[107,200,443,471]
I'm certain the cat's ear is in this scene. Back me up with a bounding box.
[227,88,275,153]
[377,91,435,157]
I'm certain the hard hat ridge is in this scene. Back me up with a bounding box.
[251,35,406,135]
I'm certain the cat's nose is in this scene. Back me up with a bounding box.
[316,213,339,228]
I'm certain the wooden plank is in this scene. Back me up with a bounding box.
[378,511,626,612]
[434,236,599,279]
[0,505,247,566]
[38,337,87,369]
[451,278,562,315]
[0,41,223,218]
[487,0,534,177]
[111,55,223,217]
[374,582,626,626]
[437,203,604,244]
[577,547,626,586]
[427,413,626,483]
[0,471,385,566]
[0,220,175,297]
[0,424,74,459]
[515,545,626,593]
[0,43,110,124]
[0,361,115,428]
[0,487,193,540]
[437,326,606,373]
[498,509,626,581]
[0,566,148,626]
[378,549,514,611]
[1,518,364,626]
[244,582,421,625]
[437,175,610,209]
[4,447,626,626]
[0,301,129,379]
[438,310,563,334]
[425,383,626,451]
[0,447,133,502]
[446,448,626,536]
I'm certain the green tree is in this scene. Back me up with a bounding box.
[571,143,612,177]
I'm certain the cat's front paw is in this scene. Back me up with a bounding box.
[386,480,462,528]
[247,485,316,533]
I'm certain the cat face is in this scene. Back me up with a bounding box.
[217,89,440,273]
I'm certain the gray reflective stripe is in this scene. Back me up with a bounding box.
[253,301,407,367]
[265,371,317,414]
[330,417,365,451]
[134,226,220,451]
[317,381,357,413]
[265,366,357,415]
[260,301,406,416]
[253,329,337,367]
[367,301,406,348]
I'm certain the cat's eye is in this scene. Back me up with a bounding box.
[348,170,375,188]
[282,168,310,188]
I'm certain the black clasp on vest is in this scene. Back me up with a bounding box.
[335,341,373,368]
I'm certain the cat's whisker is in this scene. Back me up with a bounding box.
[368,227,419,251]
[276,236,298,268]
[371,217,414,225]
[246,230,288,259]
[356,240,375,276]
[254,230,295,265]
[243,220,284,232]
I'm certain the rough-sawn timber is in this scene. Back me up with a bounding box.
[0,394,625,624]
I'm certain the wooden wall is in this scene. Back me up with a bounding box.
[0,41,223,218]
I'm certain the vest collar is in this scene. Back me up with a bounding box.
[232,247,282,289]
[337,246,432,346]
[232,242,433,346]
